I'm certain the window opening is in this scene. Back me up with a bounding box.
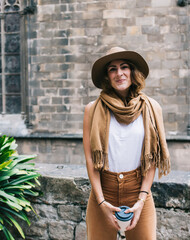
[0,0,21,114]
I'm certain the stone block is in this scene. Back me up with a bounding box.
[152,181,189,209]
[179,69,189,78]
[67,114,84,122]
[56,105,71,113]
[142,25,160,35]
[58,205,82,222]
[150,69,172,79]
[59,89,75,96]
[60,0,77,3]
[68,28,85,37]
[34,204,58,220]
[136,0,151,8]
[177,87,187,96]
[38,97,51,105]
[85,28,102,36]
[162,59,184,69]
[86,2,106,11]
[155,88,176,96]
[40,114,51,121]
[64,97,82,105]
[83,11,102,20]
[46,89,58,95]
[160,25,170,34]
[53,114,67,121]
[52,38,69,46]
[160,78,178,88]
[106,0,136,9]
[25,220,48,237]
[48,221,75,240]
[103,26,126,35]
[48,122,64,132]
[103,9,126,19]
[152,0,171,7]
[75,221,87,240]
[126,26,141,36]
[179,16,188,25]
[38,175,90,204]
[52,97,62,104]
[61,63,72,71]
[43,64,61,73]
[41,80,63,88]
[148,35,163,43]
[54,30,69,38]
[162,96,186,105]
[166,51,180,60]
[156,16,178,26]
[168,112,177,123]
[33,89,45,97]
[105,18,135,27]
[39,0,59,4]
[31,97,38,105]
[136,16,155,25]
[39,106,56,113]
[156,208,190,240]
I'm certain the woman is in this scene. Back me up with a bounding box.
[83,47,170,240]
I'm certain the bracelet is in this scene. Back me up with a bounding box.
[138,198,145,203]
[139,190,149,195]
[98,199,105,206]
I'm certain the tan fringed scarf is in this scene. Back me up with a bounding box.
[89,91,171,179]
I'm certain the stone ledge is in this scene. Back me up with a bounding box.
[35,164,190,209]
[14,134,190,141]
[8,164,189,240]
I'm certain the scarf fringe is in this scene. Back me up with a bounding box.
[141,152,171,179]
[92,150,109,171]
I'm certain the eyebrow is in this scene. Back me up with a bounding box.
[107,62,129,68]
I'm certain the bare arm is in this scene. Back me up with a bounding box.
[83,102,120,230]
[83,102,105,204]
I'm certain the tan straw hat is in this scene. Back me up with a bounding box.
[91,47,149,89]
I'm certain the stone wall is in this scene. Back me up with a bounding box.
[9,164,190,240]
[25,0,190,136]
[16,137,190,171]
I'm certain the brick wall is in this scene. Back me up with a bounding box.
[26,0,189,136]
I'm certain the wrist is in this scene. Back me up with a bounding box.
[96,195,104,204]
[138,198,145,205]
[98,199,105,206]
[139,192,148,201]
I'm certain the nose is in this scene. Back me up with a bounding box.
[116,67,123,76]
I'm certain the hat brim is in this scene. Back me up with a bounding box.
[91,51,149,89]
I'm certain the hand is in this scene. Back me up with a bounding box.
[99,201,121,231]
[124,200,144,231]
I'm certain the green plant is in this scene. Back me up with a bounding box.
[0,135,41,240]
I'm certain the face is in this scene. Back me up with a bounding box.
[107,60,132,98]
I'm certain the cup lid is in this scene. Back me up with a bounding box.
[115,206,133,222]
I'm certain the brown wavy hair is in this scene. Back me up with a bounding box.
[101,60,145,101]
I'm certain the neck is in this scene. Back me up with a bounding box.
[114,88,130,104]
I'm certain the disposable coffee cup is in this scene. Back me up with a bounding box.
[115,206,133,232]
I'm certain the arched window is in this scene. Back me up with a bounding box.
[0,0,25,114]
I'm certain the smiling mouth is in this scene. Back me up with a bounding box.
[116,79,126,83]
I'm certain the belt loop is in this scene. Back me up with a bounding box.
[136,169,139,179]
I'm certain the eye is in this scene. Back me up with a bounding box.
[121,65,130,69]
[108,67,116,72]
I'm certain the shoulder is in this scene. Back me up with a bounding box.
[147,96,162,112]
[84,101,96,114]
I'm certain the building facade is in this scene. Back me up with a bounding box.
[0,0,189,170]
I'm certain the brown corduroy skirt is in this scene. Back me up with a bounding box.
[86,167,156,240]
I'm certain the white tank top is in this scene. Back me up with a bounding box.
[108,112,144,173]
